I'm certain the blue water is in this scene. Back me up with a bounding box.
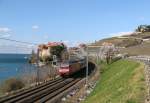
[0,54,35,82]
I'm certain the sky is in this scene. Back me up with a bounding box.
[0,0,150,52]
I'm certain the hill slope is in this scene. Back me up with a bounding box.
[92,32,150,55]
[84,60,146,103]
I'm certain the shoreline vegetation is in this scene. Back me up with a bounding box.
[0,78,25,95]
[84,59,146,103]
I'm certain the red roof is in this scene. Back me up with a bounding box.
[79,43,86,47]
[47,42,64,47]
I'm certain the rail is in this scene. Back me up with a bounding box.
[0,77,81,103]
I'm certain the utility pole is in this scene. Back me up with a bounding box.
[84,45,102,87]
[36,48,40,84]
[86,45,89,86]
[52,55,57,79]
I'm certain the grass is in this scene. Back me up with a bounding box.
[84,59,146,103]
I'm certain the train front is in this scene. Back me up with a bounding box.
[58,62,70,77]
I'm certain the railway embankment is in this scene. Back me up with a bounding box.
[129,56,150,103]
[83,59,146,103]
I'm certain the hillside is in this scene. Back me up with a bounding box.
[93,37,142,48]
[84,60,146,103]
[120,42,150,55]
[92,32,150,55]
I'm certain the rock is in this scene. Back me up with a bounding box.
[70,91,76,96]
[86,90,91,94]
[61,97,66,101]
[66,94,71,98]
[78,97,85,102]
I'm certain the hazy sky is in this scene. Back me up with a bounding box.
[0,0,150,48]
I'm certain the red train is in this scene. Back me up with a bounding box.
[58,58,86,77]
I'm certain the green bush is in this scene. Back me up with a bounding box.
[1,78,25,93]
[126,99,136,103]
[50,45,65,58]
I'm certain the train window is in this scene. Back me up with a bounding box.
[60,61,69,67]
[52,61,57,65]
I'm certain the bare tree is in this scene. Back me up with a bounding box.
[101,43,117,64]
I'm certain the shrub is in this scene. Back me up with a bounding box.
[126,99,136,103]
[50,45,66,59]
[1,78,25,93]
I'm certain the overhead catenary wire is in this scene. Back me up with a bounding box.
[0,37,38,45]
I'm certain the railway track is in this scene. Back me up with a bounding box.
[0,77,81,103]
[0,62,95,103]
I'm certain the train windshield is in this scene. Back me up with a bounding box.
[60,61,69,68]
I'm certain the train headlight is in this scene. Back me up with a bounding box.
[59,68,69,72]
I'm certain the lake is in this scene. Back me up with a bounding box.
[0,54,36,82]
